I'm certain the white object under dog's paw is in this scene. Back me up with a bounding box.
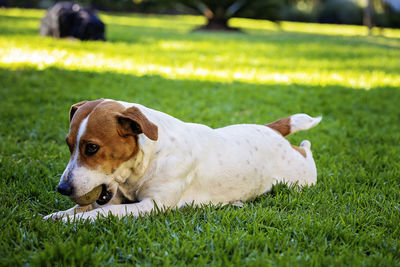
[231,201,244,208]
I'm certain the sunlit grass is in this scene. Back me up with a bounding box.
[0,8,399,89]
[1,8,400,266]
[232,18,400,39]
[2,45,398,89]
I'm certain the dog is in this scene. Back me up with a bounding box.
[40,2,105,41]
[44,99,321,221]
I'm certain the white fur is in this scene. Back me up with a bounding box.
[290,114,322,134]
[70,116,88,169]
[45,100,320,221]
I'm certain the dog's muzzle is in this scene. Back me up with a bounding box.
[57,182,73,196]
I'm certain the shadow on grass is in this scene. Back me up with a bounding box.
[2,12,400,54]
[1,65,399,146]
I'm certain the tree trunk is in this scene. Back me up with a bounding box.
[363,0,373,35]
[196,17,239,31]
[194,6,240,31]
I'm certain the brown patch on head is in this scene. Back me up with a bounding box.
[66,99,104,152]
[79,102,139,173]
[266,117,291,137]
[66,100,158,174]
[291,145,307,158]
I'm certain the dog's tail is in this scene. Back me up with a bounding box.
[266,114,322,137]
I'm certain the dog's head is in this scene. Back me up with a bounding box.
[57,99,158,205]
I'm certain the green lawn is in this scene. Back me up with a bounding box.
[1,8,400,266]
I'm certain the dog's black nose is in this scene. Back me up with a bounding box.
[57,183,74,196]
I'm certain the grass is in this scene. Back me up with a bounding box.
[1,7,400,266]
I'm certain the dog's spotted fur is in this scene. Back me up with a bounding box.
[45,99,321,221]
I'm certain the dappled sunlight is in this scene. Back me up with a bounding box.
[1,45,398,89]
[0,7,44,18]
[1,8,400,90]
[232,18,400,39]
[2,8,400,39]
[279,21,400,39]
[0,16,39,31]
[0,10,41,34]
[101,14,204,32]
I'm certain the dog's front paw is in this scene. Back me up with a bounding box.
[45,207,108,222]
[61,211,101,223]
[60,213,84,223]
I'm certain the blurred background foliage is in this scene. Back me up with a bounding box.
[0,0,399,28]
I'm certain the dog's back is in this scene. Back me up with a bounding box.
[115,102,321,207]
[177,125,316,205]
[45,99,322,221]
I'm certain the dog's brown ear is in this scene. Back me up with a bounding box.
[69,99,105,121]
[69,100,88,121]
[116,106,158,141]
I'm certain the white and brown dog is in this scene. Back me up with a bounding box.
[45,99,321,221]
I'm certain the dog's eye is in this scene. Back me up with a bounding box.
[85,143,100,156]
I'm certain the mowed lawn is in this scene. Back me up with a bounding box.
[1,8,400,266]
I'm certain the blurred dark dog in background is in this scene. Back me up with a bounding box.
[40,2,105,41]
